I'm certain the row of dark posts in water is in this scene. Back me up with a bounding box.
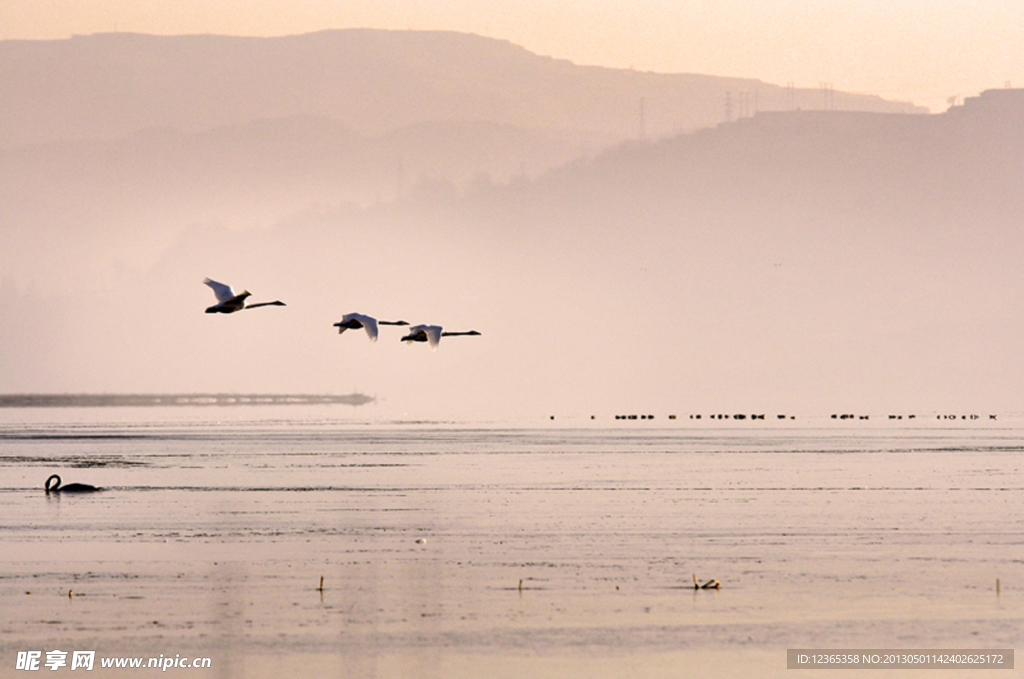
[550,413,998,421]
[550,413,789,421]
[832,413,995,421]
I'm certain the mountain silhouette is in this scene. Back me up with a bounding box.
[1,29,924,149]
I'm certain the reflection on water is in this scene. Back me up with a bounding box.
[0,411,1021,678]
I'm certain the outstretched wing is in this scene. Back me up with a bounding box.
[403,324,427,345]
[403,324,443,347]
[203,278,235,303]
[359,315,380,342]
[335,313,378,341]
[422,325,443,349]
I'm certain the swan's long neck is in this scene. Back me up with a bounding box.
[45,474,61,492]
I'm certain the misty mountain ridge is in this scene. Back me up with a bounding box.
[523,88,1024,229]
[0,113,581,295]
[0,28,932,295]
[0,87,1018,298]
[1,82,1022,414]
[1,29,923,150]
[101,90,1024,411]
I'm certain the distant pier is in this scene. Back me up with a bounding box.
[0,393,375,408]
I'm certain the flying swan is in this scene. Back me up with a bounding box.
[333,313,409,342]
[401,325,481,349]
[45,474,101,494]
[204,278,286,313]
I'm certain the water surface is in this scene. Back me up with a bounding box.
[1,408,1021,677]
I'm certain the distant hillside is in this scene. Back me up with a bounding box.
[516,88,1024,233]
[1,91,1020,413]
[0,115,581,295]
[1,29,924,149]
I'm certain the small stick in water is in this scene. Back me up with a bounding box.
[996,578,1000,596]
[317,576,324,592]
[518,579,523,593]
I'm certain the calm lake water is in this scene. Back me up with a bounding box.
[1,406,1021,677]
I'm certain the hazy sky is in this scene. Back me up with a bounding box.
[2,0,1021,112]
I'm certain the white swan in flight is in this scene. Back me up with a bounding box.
[333,313,409,342]
[204,278,286,314]
[401,324,481,349]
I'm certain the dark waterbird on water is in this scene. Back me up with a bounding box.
[45,474,101,494]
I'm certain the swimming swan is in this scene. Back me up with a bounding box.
[333,313,409,342]
[204,278,286,313]
[401,325,481,349]
[45,474,100,494]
